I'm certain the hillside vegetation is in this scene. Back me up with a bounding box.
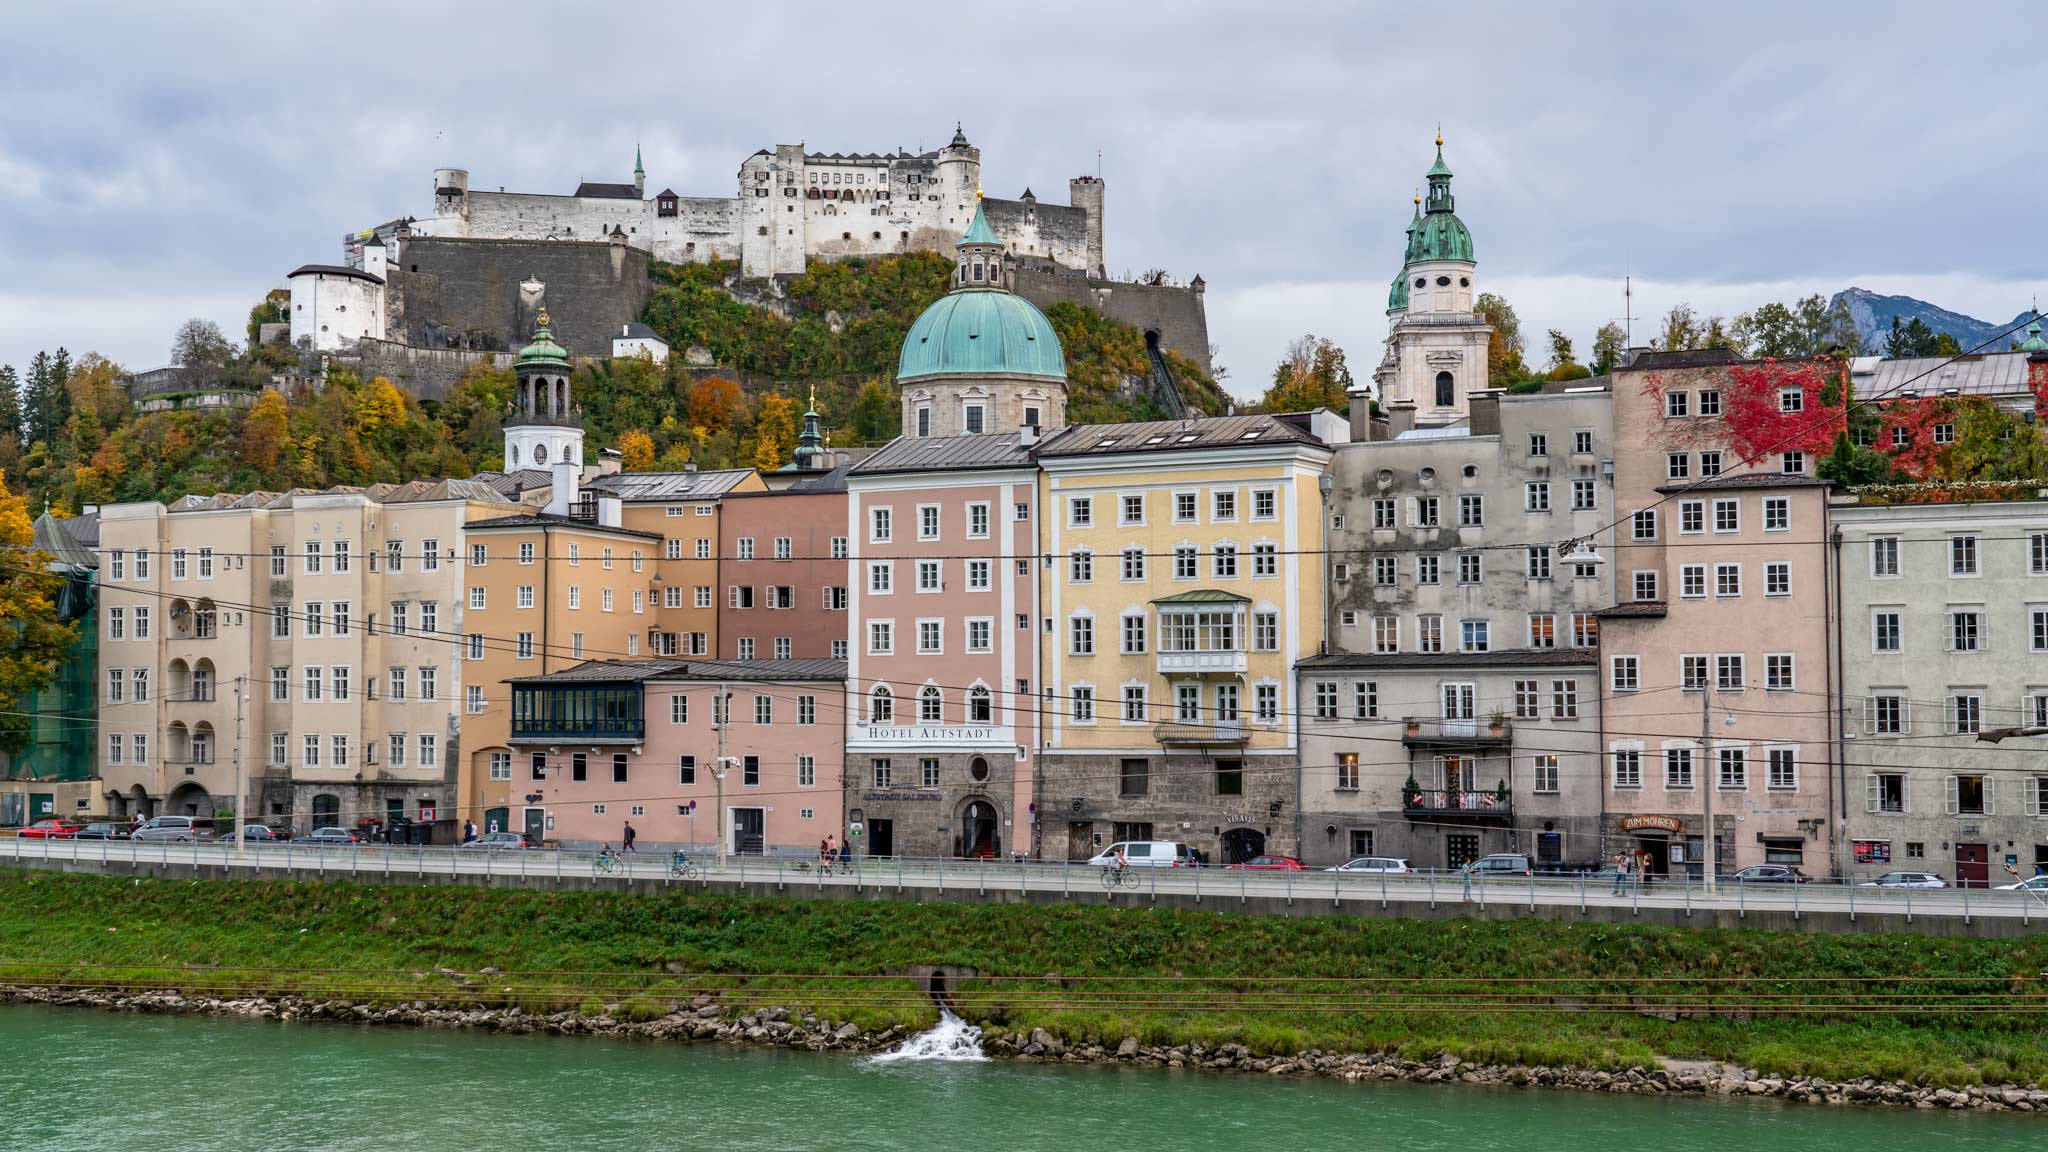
[1,872,2044,1087]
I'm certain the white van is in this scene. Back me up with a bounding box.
[1087,841,1195,868]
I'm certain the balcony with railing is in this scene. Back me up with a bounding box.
[1402,785,1513,823]
[1153,719,1248,746]
[1400,717,1513,748]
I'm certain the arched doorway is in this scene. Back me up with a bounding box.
[166,782,212,819]
[1221,827,1266,865]
[129,786,151,819]
[957,800,999,859]
[311,793,341,829]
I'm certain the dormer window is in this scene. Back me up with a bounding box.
[971,261,984,282]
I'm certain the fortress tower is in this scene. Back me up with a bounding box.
[1374,134,1493,427]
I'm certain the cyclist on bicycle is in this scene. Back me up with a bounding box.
[595,842,620,870]
[1112,844,1129,872]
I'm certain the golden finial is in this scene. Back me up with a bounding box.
[535,306,550,329]
[1435,125,1443,147]
[1413,183,1421,206]
[807,382,818,410]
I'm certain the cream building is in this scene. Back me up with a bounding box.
[95,480,523,833]
[1036,414,1335,864]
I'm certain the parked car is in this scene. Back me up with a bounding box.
[1995,875,2048,892]
[1859,871,1947,889]
[1226,855,1307,871]
[301,827,364,847]
[459,832,529,850]
[238,825,290,842]
[1726,864,1811,884]
[1465,853,1534,877]
[1325,856,1413,874]
[132,816,213,842]
[1086,841,1196,868]
[72,823,130,840]
[17,819,81,839]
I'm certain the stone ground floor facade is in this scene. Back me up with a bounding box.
[1038,750,1297,864]
[256,773,453,842]
[1842,804,2048,888]
[1595,811,1738,881]
[845,749,1022,860]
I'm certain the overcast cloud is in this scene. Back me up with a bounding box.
[2,0,2041,396]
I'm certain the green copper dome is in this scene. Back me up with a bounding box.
[2020,318,2048,353]
[1410,139,1474,264]
[516,311,571,368]
[898,290,1066,381]
[1389,203,1419,312]
[960,201,1000,246]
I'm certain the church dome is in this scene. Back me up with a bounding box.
[516,311,571,369]
[898,290,1067,381]
[1411,211,1474,264]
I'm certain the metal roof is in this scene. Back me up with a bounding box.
[33,512,96,570]
[617,322,665,342]
[1152,589,1251,605]
[850,432,1035,476]
[1296,648,1597,670]
[583,469,759,500]
[1036,414,1324,458]
[462,513,665,540]
[510,657,847,685]
[1653,473,1832,495]
[1852,351,2034,400]
[573,181,640,200]
[287,264,384,285]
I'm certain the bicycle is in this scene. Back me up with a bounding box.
[594,849,623,876]
[1100,865,1139,891]
[669,852,701,881]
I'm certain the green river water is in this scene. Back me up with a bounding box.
[1,1005,2038,1151]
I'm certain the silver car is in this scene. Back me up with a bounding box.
[1859,871,1946,889]
[132,816,212,842]
[1325,856,1413,874]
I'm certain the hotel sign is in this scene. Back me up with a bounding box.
[848,725,1014,749]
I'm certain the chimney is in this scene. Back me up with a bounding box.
[1385,400,1417,440]
[1019,423,1038,447]
[1468,389,1505,438]
[598,494,623,528]
[1622,346,1652,369]
[1346,385,1373,443]
[546,460,578,517]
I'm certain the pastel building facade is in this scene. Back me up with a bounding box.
[1037,414,1332,865]
[506,658,848,854]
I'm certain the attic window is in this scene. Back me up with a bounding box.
[1145,435,1167,445]
[1240,430,1263,440]
[1178,433,1199,443]
[1096,438,1120,448]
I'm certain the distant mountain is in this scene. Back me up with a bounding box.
[1828,287,2034,353]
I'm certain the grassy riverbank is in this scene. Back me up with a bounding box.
[1,871,2043,1087]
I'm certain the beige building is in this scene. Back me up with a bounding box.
[95,480,524,833]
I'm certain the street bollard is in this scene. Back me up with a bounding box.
[936,855,943,893]
[1239,866,1246,905]
[1381,869,1387,911]
[979,854,986,897]
[1284,867,1292,906]
[1150,864,1158,904]
[1528,869,1536,912]
[1847,881,1854,923]
[1578,870,1586,913]
[1194,864,1202,904]
[1428,869,1435,909]
[1062,858,1070,898]
[1792,878,1799,920]
[1963,882,1970,925]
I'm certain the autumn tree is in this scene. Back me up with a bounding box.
[1652,304,1702,351]
[618,428,656,471]
[751,392,801,471]
[687,376,743,435]
[1590,321,1626,375]
[1474,293,1527,381]
[237,389,291,475]
[0,472,78,752]
[172,318,237,368]
[1257,334,1354,412]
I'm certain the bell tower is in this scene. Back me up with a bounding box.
[504,308,586,515]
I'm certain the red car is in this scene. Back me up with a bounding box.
[1226,855,1306,871]
[17,819,81,839]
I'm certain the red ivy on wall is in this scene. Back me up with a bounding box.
[1641,358,1844,465]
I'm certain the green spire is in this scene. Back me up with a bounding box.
[794,386,824,464]
[2021,318,2048,353]
[959,200,1000,247]
[634,142,644,175]
[516,308,571,368]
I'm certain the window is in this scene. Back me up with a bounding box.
[1174,546,1197,579]
[1252,611,1278,652]
[302,665,323,702]
[1679,500,1704,534]
[1869,772,1905,814]
[870,507,892,542]
[918,620,942,654]
[1765,653,1795,690]
[962,559,990,592]
[1528,613,1556,648]
[1764,562,1790,596]
[1699,451,1723,477]
[1767,747,1797,790]
[1680,564,1706,598]
[1372,556,1397,586]
[1951,773,1988,814]
[2033,533,2048,575]
[1253,489,1277,520]
[871,759,893,788]
[1071,686,1095,722]
[1718,747,1746,790]
[1213,491,1236,522]
[963,403,985,434]
[1372,498,1396,529]
[1869,693,1905,735]
[1415,497,1440,528]
[1459,494,1484,527]
[1069,496,1093,527]
[696,586,713,609]
[1252,543,1277,578]
[1526,546,1552,581]
[1762,497,1789,531]
[330,666,351,701]
[1533,754,1560,794]
[332,734,350,770]
[302,735,321,769]
[133,606,150,640]
[869,687,893,723]
[489,752,511,781]
[1666,452,1690,481]
[1353,681,1378,719]
[1070,615,1094,655]
[2034,607,2048,652]
[1416,615,1443,654]
[1069,550,1093,582]
[1314,681,1338,719]
[467,634,484,660]
[868,561,892,594]
[1415,554,1439,585]
[1632,509,1657,541]
[1552,679,1579,719]
[1715,563,1741,597]
[1665,391,1689,418]
[108,606,125,641]
[1716,654,1745,690]
[266,546,283,578]
[696,539,711,560]
[1524,482,1550,512]
[1571,479,1597,510]
[1255,683,1279,724]
[1949,609,1982,652]
[1371,615,1400,653]
[1120,614,1146,654]
[1122,685,1148,723]
[1873,610,1901,652]
[1665,747,1694,790]
[1634,570,1659,601]
[1015,502,1031,523]
[134,549,150,579]
[388,667,407,702]
[1781,452,1805,474]
[1697,389,1722,417]
[1459,619,1489,653]
[1713,499,1739,533]
[303,541,322,574]
[916,559,943,592]
[1611,656,1640,692]
[868,621,893,655]
[1949,535,1979,576]
[517,585,534,610]
[1457,553,1482,585]
[1336,753,1359,791]
[1612,748,1642,788]
[1513,679,1540,720]
[1213,545,1237,579]
[1681,654,1708,690]
[969,618,993,653]
[1120,757,1149,798]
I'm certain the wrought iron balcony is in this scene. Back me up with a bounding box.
[1153,719,1248,746]
[1402,787,1513,823]
[1400,718,1512,748]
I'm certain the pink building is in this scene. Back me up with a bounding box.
[845,433,1040,859]
[717,473,851,661]
[505,657,848,855]
[1599,350,1837,877]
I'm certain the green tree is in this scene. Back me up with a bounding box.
[171,319,236,368]
[1652,304,1703,351]
[751,392,801,470]
[0,365,20,441]
[850,378,898,445]
[1474,293,1527,381]
[1257,335,1354,412]
[246,291,290,347]
[1934,332,1963,356]
[1883,317,1940,359]
[1590,322,1626,375]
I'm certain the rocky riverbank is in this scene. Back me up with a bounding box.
[7,984,2044,1115]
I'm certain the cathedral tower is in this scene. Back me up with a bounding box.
[1374,134,1493,426]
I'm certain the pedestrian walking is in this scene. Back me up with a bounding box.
[462,819,478,844]
[1459,860,1474,901]
[1610,853,1627,896]
[623,821,637,853]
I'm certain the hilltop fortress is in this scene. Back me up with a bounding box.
[349,125,1104,280]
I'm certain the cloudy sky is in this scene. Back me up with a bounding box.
[3,1,2042,397]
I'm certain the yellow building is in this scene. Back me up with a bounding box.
[1035,414,1333,864]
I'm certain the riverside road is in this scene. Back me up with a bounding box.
[9,837,2047,937]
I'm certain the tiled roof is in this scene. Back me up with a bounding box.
[583,469,759,500]
[467,469,555,498]
[617,322,665,342]
[510,657,847,684]
[1036,414,1324,458]
[574,181,640,200]
[849,432,1035,476]
[1621,348,1740,370]
[462,513,664,540]
[1296,648,1597,671]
